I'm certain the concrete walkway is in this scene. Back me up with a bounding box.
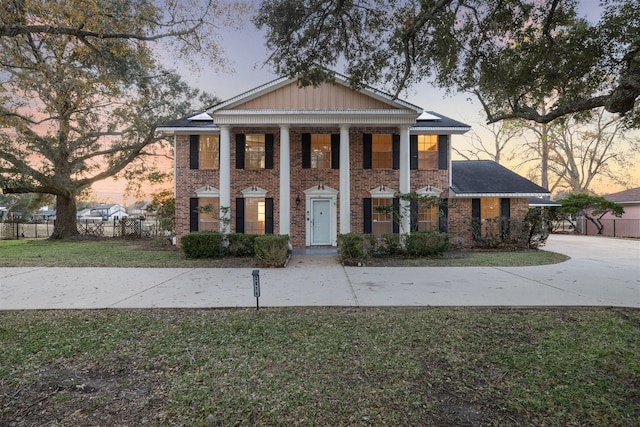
[0,234,638,310]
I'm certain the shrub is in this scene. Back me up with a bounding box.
[468,215,545,249]
[226,233,258,257]
[363,233,401,256]
[254,235,289,267]
[405,231,450,256]
[181,231,225,258]
[338,233,367,265]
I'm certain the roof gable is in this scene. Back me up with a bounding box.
[211,75,421,113]
[451,160,550,197]
[228,80,393,110]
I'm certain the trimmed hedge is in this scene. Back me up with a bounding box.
[226,233,258,257]
[338,233,367,265]
[255,235,289,267]
[404,231,450,256]
[181,231,225,258]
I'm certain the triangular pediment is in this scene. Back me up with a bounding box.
[211,75,422,113]
[230,80,394,110]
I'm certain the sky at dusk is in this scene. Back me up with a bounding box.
[92,0,637,205]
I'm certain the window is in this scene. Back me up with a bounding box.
[245,134,265,169]
[199,135,219,169]
[418,205,438,231]
[302,133,339,169]
[244,198,266,234]
[199,197,219,231]
[417,135,437,169]
[481,198,500,220]
[311,134,332,168]
[372,198,393,235]
[472,198,506,237]
[237,134,274,169]
[372,134,393,169]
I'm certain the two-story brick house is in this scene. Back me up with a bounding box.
[158,74,549,248]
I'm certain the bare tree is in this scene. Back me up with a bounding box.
[453,119,524,164]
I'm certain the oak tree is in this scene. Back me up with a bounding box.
[255,0,639,126]
[0,0,238,239]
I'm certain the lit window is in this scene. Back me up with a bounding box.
[311,134,331,168]
[481,197,500,234]
[372,198,393,235]
[199,135,219,169]
[199,197,219,231]
[245,198,266,235]
[245,134,265,169]
[372,134,393,169]
[417,135,437,169]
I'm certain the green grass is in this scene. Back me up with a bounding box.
[0,238,568,268]
[1,308,638,426]
[0,238,246,268]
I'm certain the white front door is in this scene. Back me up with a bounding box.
[311,199,331,245]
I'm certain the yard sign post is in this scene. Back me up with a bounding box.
[252,270,260,311]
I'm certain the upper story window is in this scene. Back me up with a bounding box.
[302,133,339,169]
[417,135,437,169]
[372,134,393,169]
[312,134,331,168]
[236,134,274,170]
[245,134,265,169]
[199,135,219,169]
[189,135,219,170]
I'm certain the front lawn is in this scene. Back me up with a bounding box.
[0,238,568,267]
[1,308,638,426]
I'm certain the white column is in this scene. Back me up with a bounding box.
[399,125,411,238]
[339,125,351,234]
[219,125,231,234]
[279,126,290,236]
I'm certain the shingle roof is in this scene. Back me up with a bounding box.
[604,187,640,203]
[413,111,470,130]
[451,160,550,196]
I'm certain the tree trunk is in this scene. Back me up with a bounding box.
[540,123,549,190]
[50,194,79,239]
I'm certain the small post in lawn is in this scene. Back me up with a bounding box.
[252,269,260,311]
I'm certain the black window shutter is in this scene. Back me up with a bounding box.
[392,197,400,233]
[438,135,448,170]
[363,134,372,169]
[410,135,418,170]
[500,198,511,237]
[472,198,481,220]
[363,198,372,233]
[392,134,400,170]
[438,198,449,233]
[189,135,199,170]
[265,134,274,169]
[189,198,199,232]
[471,198,481,237]
[235,134,245,169]
[410,200,418,232]
[265,198,274,234]
[302,133,311,169]
[236,198,245,233]
[331,134,340,169]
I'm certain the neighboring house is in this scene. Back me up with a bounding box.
[158,74,549,248]
[128,202,150,220]
[591,187,640,238]
[91,204,129,221]
[32,208,56,222]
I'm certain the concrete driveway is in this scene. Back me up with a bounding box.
[0,234,638,310]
